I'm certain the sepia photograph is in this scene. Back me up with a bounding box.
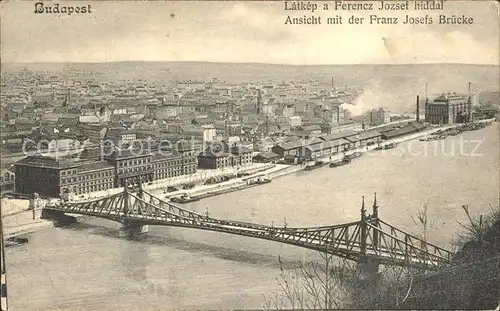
[0,0,499,310]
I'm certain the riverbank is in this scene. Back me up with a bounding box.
[0,198,51,238]
[2,119,495,238]
[155,164,290,200]
[2,209,91,238]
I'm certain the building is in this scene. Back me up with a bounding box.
[288,116,302,127]
[0,166,15,193]
[379,122,426,140]
[15,156,92,198]
[104,149,154,187]
[14,145,198,197]
[197,149,231,169]
[271,140,306,158]
[75,162,115,195]
[229,146,253,167]
[104,128,137,145]
[151,153,184,181]
[368,108,385,126]
[425,93,472,125]
[271,128,378,162]
[197,142,253,169]
[176,124,216,144]
[344,130,382,148]
[301,139,348,160]
[253,151,279,163]
[176,140,198,175]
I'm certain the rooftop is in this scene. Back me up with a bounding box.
[16,155,81,169]
[104,148,152,160]
[320,130,358,142]
[434,93,467,102]
[79,161,114,173]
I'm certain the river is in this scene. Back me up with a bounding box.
[5,123,499,310]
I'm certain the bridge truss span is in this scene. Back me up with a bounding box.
[43,187,454,270]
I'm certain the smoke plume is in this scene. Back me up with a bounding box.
[340,68,499,117]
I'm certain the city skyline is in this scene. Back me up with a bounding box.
[1,1,499,65]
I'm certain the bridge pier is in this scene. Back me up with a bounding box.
[356,195,381,281]
[119,221,149,237]
[29,193,44,220]
[357,256,380,281]
[32,208,43,220]
[41,209,77,226]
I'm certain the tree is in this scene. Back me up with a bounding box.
[262,254,358,310]
[402,203,500,309]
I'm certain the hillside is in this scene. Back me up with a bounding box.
[351,205,500,309]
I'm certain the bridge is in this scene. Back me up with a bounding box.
[41,183,454,271]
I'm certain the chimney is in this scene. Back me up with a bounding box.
[467,82,472,122]
[256,90,262,114]
[266,114,269,136]
[425,82,429,104]
[416,95,420,122]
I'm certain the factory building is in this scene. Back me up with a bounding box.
[424,83,474,125]
[425,93,472,125]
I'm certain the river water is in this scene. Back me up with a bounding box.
[5,123,499,310]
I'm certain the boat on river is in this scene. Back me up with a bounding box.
[204,176,231,185]
[5,236,29,248]
[444,129,460,136]
[252,175,272,184]
[329,157,351,168]
[345,152,363,160]
[170,193,200,204]
[420,136,437,142]
[384,142,398,149]
[182,183,195,189]
[304,160,326,171]
[166,186,178,192]
[420,134,447,142]
[375,142,398,150]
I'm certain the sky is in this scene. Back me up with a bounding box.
[1,1,499,65]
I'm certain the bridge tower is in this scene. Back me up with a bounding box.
[357,195,380,281]
[360,196,367,255]
[119,179,149,237]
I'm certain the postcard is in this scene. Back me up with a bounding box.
[1,1,499,310]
